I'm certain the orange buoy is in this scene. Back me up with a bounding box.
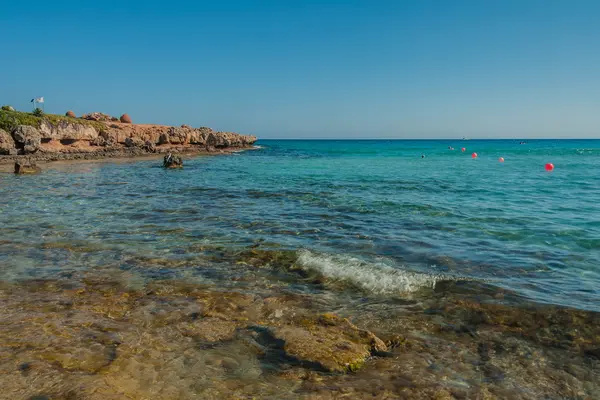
[472,152,478,159]
[545,163,554,171]
[499,157,504,162]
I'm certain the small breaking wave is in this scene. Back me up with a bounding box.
[295,249,451,295]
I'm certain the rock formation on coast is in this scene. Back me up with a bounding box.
[0,109,257,162]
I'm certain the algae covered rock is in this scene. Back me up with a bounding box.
[179,318,238,342]
[39,343,116,373]
[272,313,387,372]
[236,248,298,270]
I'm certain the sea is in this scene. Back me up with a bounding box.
[1,139,599,311]
[1,139,599,399]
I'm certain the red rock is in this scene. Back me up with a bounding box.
[65,111,76,118]
[120,114,132,124]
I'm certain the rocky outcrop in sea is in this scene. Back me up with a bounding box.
[0,110,257,163]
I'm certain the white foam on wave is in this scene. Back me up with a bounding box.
[296,249,443,295]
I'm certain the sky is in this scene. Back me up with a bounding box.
[1,0,599,139]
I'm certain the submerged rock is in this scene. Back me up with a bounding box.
[236,248,298,270]
[272,313,388,372]
[14,159,41,174]
[38,343,116,373]
[585,347,600,360]
[438,297,600,351]
[179,318,238,342]
[1,276,599,399]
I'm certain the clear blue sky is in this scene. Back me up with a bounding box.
[1,0,599,138]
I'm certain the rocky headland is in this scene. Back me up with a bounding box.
[0,108,257,164]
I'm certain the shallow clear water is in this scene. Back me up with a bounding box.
[1,139,600,311]
[2,141,600,399]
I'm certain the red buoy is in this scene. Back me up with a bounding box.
[499,157,504,162]
[472,152,478,159]
[545,163,554,171]
[461,147,466,152]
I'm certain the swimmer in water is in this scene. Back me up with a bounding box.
[421,154,425,158]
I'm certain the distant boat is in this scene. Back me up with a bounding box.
[462,137,471,141]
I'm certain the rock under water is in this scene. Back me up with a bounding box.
[14,159,41,174]
[0,275,598,399]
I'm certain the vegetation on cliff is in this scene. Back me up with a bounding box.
[0,109,106,134]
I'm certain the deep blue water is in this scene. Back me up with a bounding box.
[1,139,599,311]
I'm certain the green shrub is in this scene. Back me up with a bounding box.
[1,105,15,112]
[0,109,107,134]
[0,109,41,132]
[32,108,44,117]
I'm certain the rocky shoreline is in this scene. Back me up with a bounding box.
[0,146,247,165]
[1,247,599,399]
[0,109,257,165]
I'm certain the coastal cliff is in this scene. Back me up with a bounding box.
[0,109,257,163]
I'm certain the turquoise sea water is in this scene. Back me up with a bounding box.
[1,139,599,311]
